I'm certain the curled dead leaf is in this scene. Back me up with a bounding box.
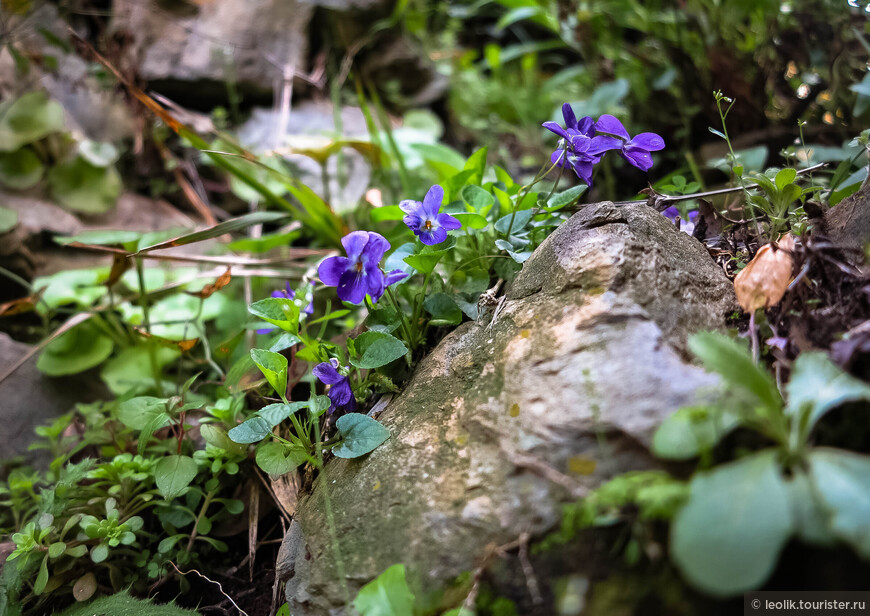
[734,234,796,313]
[185,267,231,299]
[0,287,45,317]
[133,327,199,352]
[105,253,130,287]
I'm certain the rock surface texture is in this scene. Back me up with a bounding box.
[279,202,737,613]
[111,0,312,90]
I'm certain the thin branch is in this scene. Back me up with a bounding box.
[599,162,829,211]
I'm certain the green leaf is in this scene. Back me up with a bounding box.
[0,147,44,189]
[652,406,741,460]
[547,184,587,211]
[269,332,303,353]
[687,332,781,414]
[808,448,870,558]
[37,323,114,376]
[0,206,18,233]
[462,146,488,185]
[308,395,332,418]
[785,351,870,436]
[138,410,171,456]
[786,471,837,547]
[460,184,494,215]
[55,589,200,616]
[452,212,489,230]
[255,441,309,475]
[199,424,234,450]
[154,455,198,500]
[227,229,300,253]
[670,451,793,596]
[47,542,66,559]
[250,349,288,400]
[775,168,797,191]
[495,209,534,234]
[90,544,109,563]
[333,414,390,459]
[118,396,166,430]
[423,293,462,326]
[403,238,455,274]
[47,157,121,214]
[54,229,142,247]
[34,554,49,594]
[412,142,464,172]
[0,92,64,152]
[228,417,273,444]
[370,205,405,223]
[354,563,416,616]
[136,212,289,253]
[101,345,179,396]
[249,297,301,334]
[349,331,408,370]
[77,140,119,168]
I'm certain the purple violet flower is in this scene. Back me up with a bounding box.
[318,231,407,304]
[399,185,462,246]
[593,115,665,172]
[662,206,699,235]
[313,358,357,413]
[542,104,621,186]
[257,282,315,334]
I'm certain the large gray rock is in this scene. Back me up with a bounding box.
[111,0,313,92]
[279,202,737,614]
[0,334,109,468]
[825,183,870,254]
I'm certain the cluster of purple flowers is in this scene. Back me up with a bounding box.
[318,185,460,305]
[544,103,665,186]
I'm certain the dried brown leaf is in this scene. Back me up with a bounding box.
[734,234,796,312]
[133,327,199,352]
[0,287,44,317]
[185,267,231,299]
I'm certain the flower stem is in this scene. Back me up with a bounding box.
[411,271,433,344]
[136,257,164,397]
[385,287,414,350]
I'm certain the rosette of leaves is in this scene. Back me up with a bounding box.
[653,332,870,597]
[78,498,144,563]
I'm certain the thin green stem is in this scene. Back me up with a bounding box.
[0,265,32,292]
[411,270,432,343]
[135,257,164,397]
[385,287,414,349]
[506,149,565,238]
[185,489,215,554]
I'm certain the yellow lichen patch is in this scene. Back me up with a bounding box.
[454,432,470,446]
[520,329,531,338]
[509,403,520,417]
[567,456,597,475]
[372,480,381,492]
